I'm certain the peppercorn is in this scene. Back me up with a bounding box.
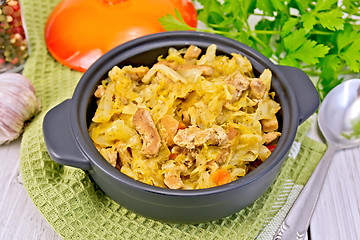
[0,0,28,73]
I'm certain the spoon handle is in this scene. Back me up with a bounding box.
[273,143,337,240]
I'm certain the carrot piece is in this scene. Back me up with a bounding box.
[169,153,178,160]
[178,122,186,130]
[226,125,239,140]
[212,169,231,186]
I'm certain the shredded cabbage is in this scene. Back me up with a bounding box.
[88,44,281,190]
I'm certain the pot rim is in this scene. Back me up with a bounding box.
[70,31,299,196]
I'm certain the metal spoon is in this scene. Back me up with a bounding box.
[273,79,360,240]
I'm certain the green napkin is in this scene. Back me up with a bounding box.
[19,0,327,239]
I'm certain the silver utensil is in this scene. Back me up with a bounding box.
[273,79,360,240]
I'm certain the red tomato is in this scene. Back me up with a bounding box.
[45,0,197,72]
[266,144,277,152]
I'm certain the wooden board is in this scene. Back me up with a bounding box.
[0,138,62,240]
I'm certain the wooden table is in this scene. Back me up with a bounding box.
[1,136,359,239]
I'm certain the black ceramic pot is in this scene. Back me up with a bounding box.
[43,31,319,223]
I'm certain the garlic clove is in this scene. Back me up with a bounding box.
[0,73,41,145]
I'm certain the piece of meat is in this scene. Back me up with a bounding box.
[132,108,162,158]
[94,85,105,98]
[156,60,180,71]
[164,171,184,189]
[173,126,229,149]
[162,162,187,189]
[170,146,197,169]
[215,148,230,164]
[173,126,201,149]
[124,66,149,81]
[249,78,266,99]
[262,131,281,145]
[201,126,229,146]
[101,147,118,167]
[196,65,214,77]
[184,45,202,60]
[261,118,279,132]
[226,73,250,101]
[158,115,180,146]
[183,152,196,169]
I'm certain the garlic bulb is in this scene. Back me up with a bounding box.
[0,73,40,145]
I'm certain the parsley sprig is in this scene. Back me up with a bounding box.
[159,0,360,99]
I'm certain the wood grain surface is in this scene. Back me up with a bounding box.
[310,146,360,240]
[0,138,62,240]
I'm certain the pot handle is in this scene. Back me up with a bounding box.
[277,65,320,125]
[43,99,92,170]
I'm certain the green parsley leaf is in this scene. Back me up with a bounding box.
[283,29,308,52]
[257,0,286,16]
[301,13,317,31]
[256,0,276,16]
[314,0,338,12]
[237,0,257,19]
[341,41,360,72]
[222,0,239,15]
[279,56,302,68]
[318,54,341,80]
[281,17,299,37]
[159,9,193,31]
[196,0,223,27]
[285,40,330,65]
[292,0,311,14]
[341,0,360,15]
[256,18,276,44]
[337,24,359,51]
[336,24,360,72]
[234,31,254,47]
[316,9,344,31]
[317,54,342,97]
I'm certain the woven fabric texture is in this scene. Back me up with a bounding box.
[18,0,327,239]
